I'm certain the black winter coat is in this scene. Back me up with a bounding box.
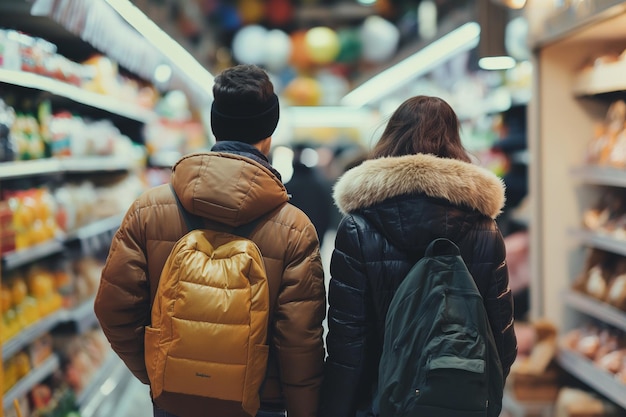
[320,153,518,417]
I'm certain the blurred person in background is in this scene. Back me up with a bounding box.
[319,95,517,417]
[284,143,334,244]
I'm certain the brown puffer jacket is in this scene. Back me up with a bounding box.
[94,152,326,417]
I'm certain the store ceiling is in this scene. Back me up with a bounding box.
[0,0,497,108]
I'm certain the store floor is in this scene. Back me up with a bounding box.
[116,376,153,417]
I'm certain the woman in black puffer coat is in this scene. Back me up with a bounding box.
[319,95,518,417]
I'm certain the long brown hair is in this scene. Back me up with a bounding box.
[370,95,471,162]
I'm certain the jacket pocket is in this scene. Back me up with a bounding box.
[144,326,163,398]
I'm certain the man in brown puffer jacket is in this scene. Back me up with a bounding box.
[94,64,326,417]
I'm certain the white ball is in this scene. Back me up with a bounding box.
[360,16,400,63]
[264,29,292,72]
[232,25,268,65]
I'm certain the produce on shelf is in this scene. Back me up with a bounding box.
[0,97,16,162]
[56,330,110,397]
[5,187,61,252]
[3,351,32,393]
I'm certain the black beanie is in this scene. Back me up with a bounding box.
[210,93,280,144]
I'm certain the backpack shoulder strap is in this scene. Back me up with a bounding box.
[170,183,204,231]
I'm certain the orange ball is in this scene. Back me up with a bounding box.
[289,31,313,70]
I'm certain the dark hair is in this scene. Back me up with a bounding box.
[369,95,471,163]
[210,65,279,144]
[212,64,275,105]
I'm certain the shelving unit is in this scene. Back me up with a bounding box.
[2,354,60,410]
[529,1,626,409]
[0,69,157,124]
[0,54,149,417]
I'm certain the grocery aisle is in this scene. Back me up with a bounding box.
[115,376,152,417]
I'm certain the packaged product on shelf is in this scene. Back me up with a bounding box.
[555,387,624,417]
[0,29,22,70]
[586,101,626,166]
[0,97,17,162]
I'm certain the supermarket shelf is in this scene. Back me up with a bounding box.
[65,214,123,242]
[562,290,626,333]
[556,348,626,409]
[2,298,98,360]
[570,165,626,187]
[2,354,61,410]
[1,213,122,270]
[2,240,65,271]
[2,311,62,359]
[0,69,156,123]
[79,356,131,417]
[0,159,61,179]
[568,229,626,256]
[76,353,119,406]
[60,157,140,173]
[58,297,98,334]
[0,156,138,179]
[573,60,626,96]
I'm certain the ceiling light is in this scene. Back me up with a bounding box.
[478,56,516,70]
[105,0,214,101]
[340,22,481,107]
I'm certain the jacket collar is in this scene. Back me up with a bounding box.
[333,153,505,219]
[211,141,282,181]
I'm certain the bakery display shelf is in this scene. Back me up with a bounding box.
[568,229,626,256]
[1,240,65,271]
[570,165,626,187]
[556,347,626,409]
[0,156,138,179]
[0,69,156,123]
[64,214,123,243]
[573,59,626,97]
[562,289,626,333]
[79,356,130,417]
[2,310,62,360]
[2,354,60,411]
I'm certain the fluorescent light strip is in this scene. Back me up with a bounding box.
[341,22,481,107]
[105,0,214,98]
[478,56,516,71]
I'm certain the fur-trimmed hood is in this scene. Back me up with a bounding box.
[333,153,505,219]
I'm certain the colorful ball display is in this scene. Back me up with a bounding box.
[264,29,292,72]
[284,76,322,106]
[336,28,362,63]
[360,16,400,63]
[232,25,268,65]
[289,30,314,69]
[305,27,341,65]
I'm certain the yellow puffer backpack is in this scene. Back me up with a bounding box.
[145,185,270,417]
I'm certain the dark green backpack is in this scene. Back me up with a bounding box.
[376,238,504,417]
